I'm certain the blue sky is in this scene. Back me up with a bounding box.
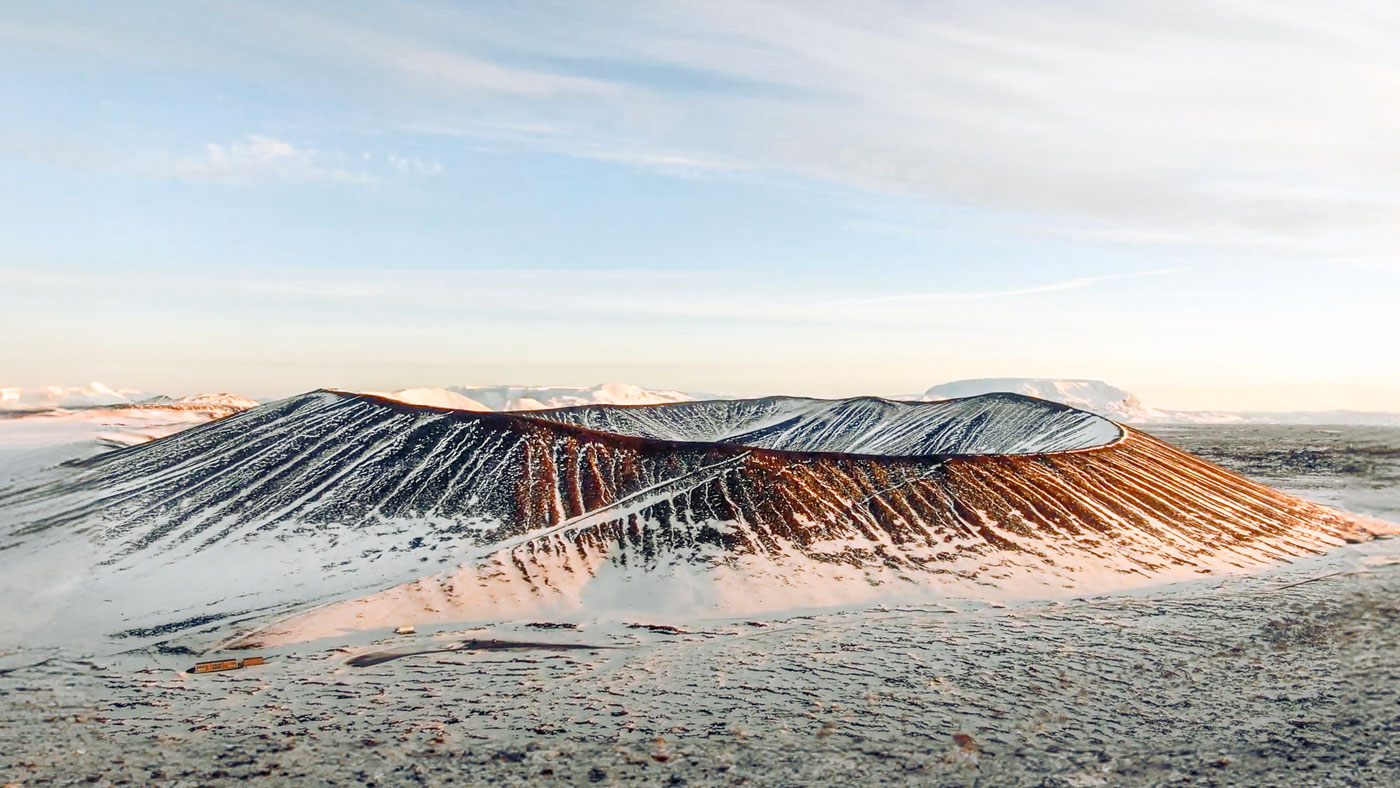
[1,1,1397,410]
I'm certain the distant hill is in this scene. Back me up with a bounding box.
[921,379,1173,423]
[918,378,1400,426]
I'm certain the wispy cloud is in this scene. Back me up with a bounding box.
[386,3,1400,266]
[0,263,1183,332]
[573,148,747,178]
[0,133,444,186]
[254,9,622,99]
[403,122,750,179]
[396,2,1400,267]
[9,2,1400,266]
[819,269,1183,306]
[383,153,442,176]
[0,266,713,305]
[173,135,372,184]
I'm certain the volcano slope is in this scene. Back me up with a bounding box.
[0,390,1383,647]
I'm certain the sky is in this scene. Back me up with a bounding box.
[1,1,1398,411]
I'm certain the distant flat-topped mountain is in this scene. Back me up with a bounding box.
[921,378,1167,423]
[917,378,1241,423]
[919,378,1400,425]
[1,389,1384,649]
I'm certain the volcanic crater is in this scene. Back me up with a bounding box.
[1,390,1385,646]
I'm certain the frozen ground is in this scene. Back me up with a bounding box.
[1146,424,1400,524]
[2,424,1399,786]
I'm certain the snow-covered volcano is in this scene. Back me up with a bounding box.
[0,390,1383,649]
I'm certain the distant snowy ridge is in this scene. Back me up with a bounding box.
[363,387,490,411]
[0,382,147,412]
[916,378,1232,423]
[117,393,260,415]
[922,379,1145,421]
[372,382,702,412]
[452,382,700,411]
[0,383,260,416]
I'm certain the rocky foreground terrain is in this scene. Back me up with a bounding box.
[2,424,1398,787]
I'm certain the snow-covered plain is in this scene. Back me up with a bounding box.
[0,393,257,485]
